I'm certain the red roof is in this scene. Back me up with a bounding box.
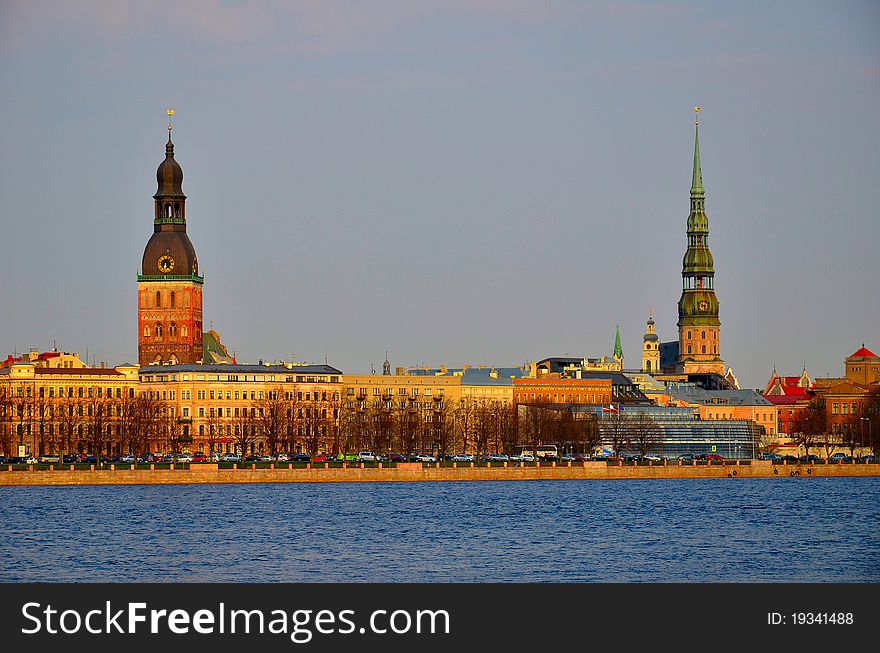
[850,346,877,358]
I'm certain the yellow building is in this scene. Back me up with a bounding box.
[0,354,139,458]
[137,363,343,456]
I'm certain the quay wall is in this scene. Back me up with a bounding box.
[0,460,878,487]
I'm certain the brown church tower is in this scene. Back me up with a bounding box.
[137,120,203,366]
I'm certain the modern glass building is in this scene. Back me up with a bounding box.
[575,404,762,460]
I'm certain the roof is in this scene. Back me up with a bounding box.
[849,346,877,358]
[138,363,343,375]
[34,368,124,376]
[668,387,773,407]
[660,341,679,369]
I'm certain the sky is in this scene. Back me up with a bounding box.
[0,0,878,389]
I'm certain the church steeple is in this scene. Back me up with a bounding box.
[677,107,723,375]
[137,112,204,367]
[613,325,623,361]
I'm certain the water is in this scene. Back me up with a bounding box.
[1,478,878,582]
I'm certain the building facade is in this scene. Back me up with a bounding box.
[0,356,139,458]
[137,364,343,456]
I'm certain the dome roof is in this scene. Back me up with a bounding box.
[644,333,659,342]
[142,230,198,277]
[154,135,186,199]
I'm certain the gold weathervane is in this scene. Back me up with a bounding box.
[694,105,701,126]
[167,108,176,132]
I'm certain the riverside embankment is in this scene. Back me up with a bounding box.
[1,460,878,486]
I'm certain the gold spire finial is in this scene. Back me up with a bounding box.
[166,108,176,132]
[649,306,655,319]
[694,105,701,126]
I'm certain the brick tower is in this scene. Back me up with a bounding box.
[137,119,203,366]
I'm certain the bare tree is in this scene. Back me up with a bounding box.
[630,413,662,458]
[600,409,629,457]
[232,406,258,460]
[255,389,287,459]
[519,404,555,458]
[455,400,478,455]
[791,399,826,458]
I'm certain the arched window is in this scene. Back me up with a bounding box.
[169,322,177,337]
[687,345,692,354]
[714,345,718,354]
[181,325,188,338]
[646,360,652,372]
[155,291,161,307]
[165,203,172,218]
[170,292,176,308]
[143,326,151,338]
[701,330,706,339]
[175,203,181,218]
[687,331,692,340]
[701,345,706,354]
[155,323,162,338]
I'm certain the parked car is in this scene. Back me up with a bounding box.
[759,452,783,461]
[415,453,437,463]
[704,454,724,462]
[312,453,330,463]
[192,452,207,463]
[39,454,61,464]
[119,455,136,464]
[488,454,508,462]
[829,452,852,463]
[451,454,471,462]
[857,454,877,463]
[357,451,378,462]
[644,454,663,462]
[292,453,311,463]
[336,453,359,462]
[519,454,536,462]
[275,453,290,462]
[219,453,241,463]
[389,453,408,462]
[176,454,193,463]
[677,453,696,461]
[799,454,820,463]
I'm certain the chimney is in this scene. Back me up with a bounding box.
[100,361,105,368]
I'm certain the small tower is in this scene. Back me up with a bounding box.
[642,310,660,374]
[382,351,391,376]
[612,325,624,368]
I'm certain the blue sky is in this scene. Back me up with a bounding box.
[0,0,878,388]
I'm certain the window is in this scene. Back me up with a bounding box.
[687,345,692,354]
[170,292,176,308]
[701,345,706,354]
[182,408,189,417]
[143,326,151,338]
[832,403,839,415]
[156,323,162,338]
[842,403,848,415]
[687,331,692,339]
[701,330,706,339]
[156,291,161,307]
[373,388,380,396]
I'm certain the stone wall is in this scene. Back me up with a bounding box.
[0,460,877,487]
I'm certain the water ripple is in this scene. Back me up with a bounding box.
[0,478,878,582]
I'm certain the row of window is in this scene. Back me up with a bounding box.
[143,323,191,339]
[515,393,611,404]
[832,402,859,415]
[12,386,134,400]
[348,387,444,397]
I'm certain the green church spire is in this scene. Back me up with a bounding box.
[613,325,623,360]
[691,107,704,194]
